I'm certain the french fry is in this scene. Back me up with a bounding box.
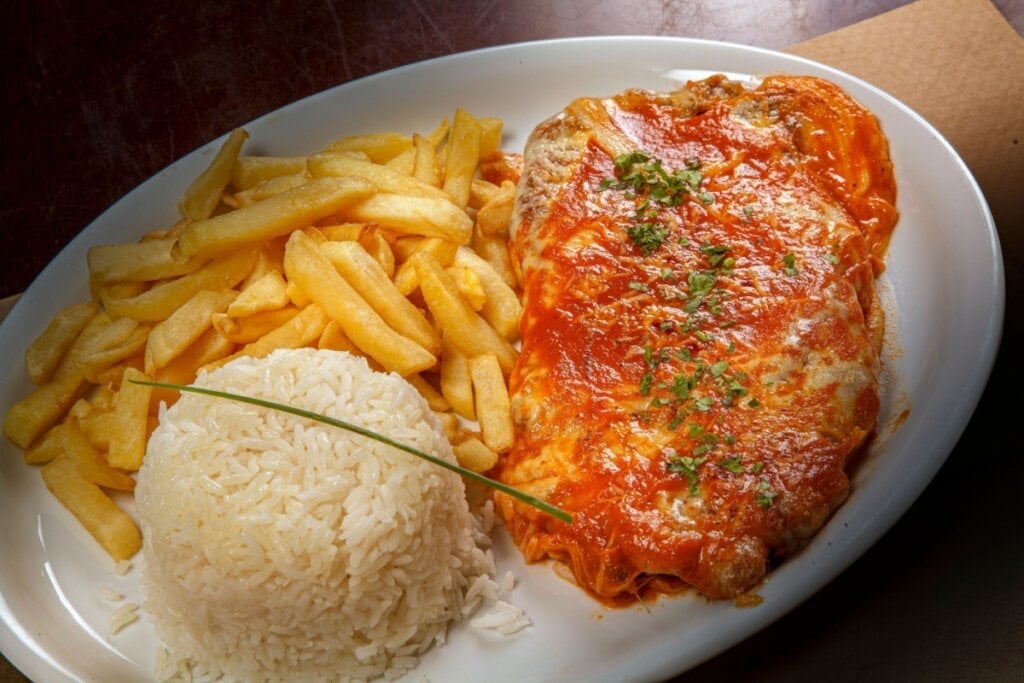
[393,237,460,295]
[446,264,487,311]
[75,322,151,384]
[242,242,287,289]
[476,180,516,235]
[453,435,499,473]
[3,373,87,449]
[51,315,148,384]
[317,320,361,355]
[469,353,514,453]
[106,368,153,471]
[453,246,523,341]
[87,384,117,413]
[62,418,135,491]
[413,251,517,374]
[342,193,473,244]
[179,128,249,221]
[319,240,441,356]
[226,270,289,318]
[94,281,147,313]
[52,311,109,377]
[443,108,483,210]
[88,238,209,285]
[144,289,237,374]
[440,337,475,420]
[285,279,312,308]
[406,373,450,412]
[283,231,435,376]
[385,146,416,175]
[173,176,375,261]
[213,306,301,344]
[412,133,442,188]
[468,178,501,211]
[41,455,141,562]
[23,422,66,465]
[472,228,517,288]
[230,155,307,191]
[359,230,396,278]
[319,223,368,242]
[230,173,310,208]
[209,303,330,370]
[79,410,116,451]
[151,327,235,408]
[307,153,450,200]
[434,410,461,444]
[325,132,413,163]
[105,249,257,322]
[478,117,504,158]
[25,302,99,385]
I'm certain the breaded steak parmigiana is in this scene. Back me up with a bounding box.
[495,75,898,602]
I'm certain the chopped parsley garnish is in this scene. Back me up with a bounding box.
[717,458,745,474]
[783,252,798,276]
[626,222,670,255]
[693,396,714,412]
[601,151,709,256]
[666,451,707,496]
[824,253,840,265]
[628,280,649,292]
[755,479,778,508]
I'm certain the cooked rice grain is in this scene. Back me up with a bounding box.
[136,349,498,682]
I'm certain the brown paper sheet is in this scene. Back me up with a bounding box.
[787,0,1023,336]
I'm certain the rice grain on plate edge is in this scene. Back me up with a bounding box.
[136,348,504,681]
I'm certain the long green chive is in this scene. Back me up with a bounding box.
[132,379,572,524]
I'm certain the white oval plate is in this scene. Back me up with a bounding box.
[0,37,1003,683]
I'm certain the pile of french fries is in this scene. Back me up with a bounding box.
[3,108,524,563]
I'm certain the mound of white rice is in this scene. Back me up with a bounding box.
[136,348,498,682]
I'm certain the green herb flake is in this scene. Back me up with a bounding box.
[710,360,729,377]
[747,397,761,408]
[694,396,714,412]
[666,452,707,496]
[627,222,670,255]
[755,478,778,508]
[639,372,654,396]
[628,281,649,292]
[718,458,745,474]
[783,252,798,276]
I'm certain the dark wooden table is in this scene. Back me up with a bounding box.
[2,1,1022,681]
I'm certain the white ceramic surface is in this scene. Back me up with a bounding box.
[0,37,1003,683]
